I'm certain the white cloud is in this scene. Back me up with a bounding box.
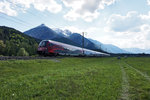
[107,11,143,32]
[62,0,115,22]
[107,11,150,32]
[0,0,62,16]
[147,0,150,5]
[32,0,62,13]
[140,11,150,20]
[99,0,115,9]
[104,11,150,49]
[64,9,80,21]
[0,1,17,16]
[140,24,150,40]
[11,0,34,8]
[97,30,150,49]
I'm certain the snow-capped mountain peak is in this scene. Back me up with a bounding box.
[63,29,72,36]
[53,28,72,37]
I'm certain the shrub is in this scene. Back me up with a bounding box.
[17,48,29,56]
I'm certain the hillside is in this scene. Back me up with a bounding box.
[0,26,39,56]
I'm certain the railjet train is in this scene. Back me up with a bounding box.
[37,40,110,56]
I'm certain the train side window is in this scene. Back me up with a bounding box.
[49,43,54,47]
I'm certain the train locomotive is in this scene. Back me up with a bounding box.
[37,40,110,56]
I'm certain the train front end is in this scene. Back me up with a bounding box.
[37,40,49,55]
[37,40,61,56]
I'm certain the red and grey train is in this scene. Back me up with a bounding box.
[37,40,110,56]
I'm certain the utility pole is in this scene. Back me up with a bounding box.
[82,32,84,55]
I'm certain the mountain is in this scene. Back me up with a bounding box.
[24,24,60,40]
[0,26,39,56]
[89,39,129,54]
[123,48,150,54]
[24,24,81,47]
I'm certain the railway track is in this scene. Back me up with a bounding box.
[0,56,63,61]
[0,56,109,61]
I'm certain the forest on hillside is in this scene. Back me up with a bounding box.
[0,26,40,56]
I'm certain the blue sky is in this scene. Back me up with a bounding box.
[0,0,150,49]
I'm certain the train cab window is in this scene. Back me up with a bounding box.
[39,41,48,47]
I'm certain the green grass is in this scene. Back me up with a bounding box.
[0,57,150,99]
[125,57,150,76]
[123,57,150,100]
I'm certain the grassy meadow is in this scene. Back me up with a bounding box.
[0,57,150,99]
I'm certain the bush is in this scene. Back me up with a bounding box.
[0,40,6,55]
[17,48,29,56]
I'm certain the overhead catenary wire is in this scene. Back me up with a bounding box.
[0,15,30,28]
[0,0,38,27]
[5,0,56,22]
[0,12,34,27]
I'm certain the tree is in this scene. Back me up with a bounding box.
[17,48,29,56]
[0,26,40,56]
[0,40,6,55]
